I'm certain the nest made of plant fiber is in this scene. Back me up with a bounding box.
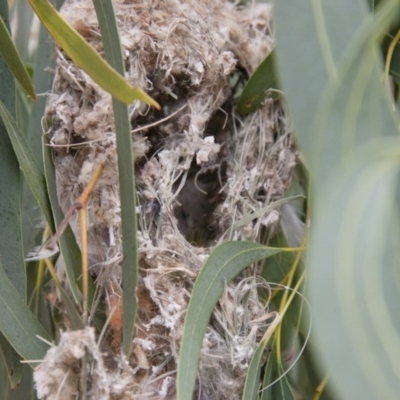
[36,1,296,399]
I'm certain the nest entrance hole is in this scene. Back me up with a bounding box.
[174,165,225,247]
[134,98,231,247]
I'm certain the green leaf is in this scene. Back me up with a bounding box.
[0,0,26,388]
[262,230,296,285]
[273,0,399,190]
[0,360,35,400]
[261,340,296,400]
[0,335,22,389]
[0,256,50,364]
[15,82,31,135]
[22,0,62,253]
[42,140,82,303]
[237,50,279,116]
[93,0,138,356]
[27,0,159,108]
[0,15,36,100]
[28,0,63,169]
[0,100,54,231]
[262,232,310,341]
[12,0,35,63]
[0,0,25,302]
[177,241,289,400]
[274,0,400,398]
[309,139,400,400]
[242,340,268,400]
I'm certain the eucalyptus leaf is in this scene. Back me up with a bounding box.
[0,336,22,389]
[0,0,25,302]
[0,360,35,400]
[309,139,400,400]
[28,0,63,168]
[93,0,138,357]
[274,0,400,398]
[237,50,279,116]
[0,1,26,388]
[12,0,35,63]
[262,230,296,286]
[0,15,36,100]
[27,0,159,108]
[0,100,53,230]
[0,257,50,364]
[15,82,31,135]
[42,141,82,304]
[274,0,399,189]
[22,0,62,253]
[242,340,268,400]
[261,340,295,400]
[177,241,291,400]
[0,2,26,387]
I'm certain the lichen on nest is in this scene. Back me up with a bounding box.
[37,0,296,399]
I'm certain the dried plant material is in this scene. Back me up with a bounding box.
[106,281,124,351]
[34,327,134,399]
[41,0,296,398]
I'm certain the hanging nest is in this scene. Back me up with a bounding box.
[35,0,296,399]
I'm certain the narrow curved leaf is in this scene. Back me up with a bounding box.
[27,0,159,108]
[27,0,63,169]
[261,340,295,400]
[0,359,35,399]
[177,241,293,400]
[93,0,138,356]
[274,1,400,398]
[0,16,36,100]
[0,337,22,389]
[0,1,25,386]
[22,0,63,253]
[237,50,279,116]
[15,367,36,399]
[274,0,399,189]
[0,100,53,230]
[309,139,400,400]
[0,258,50,364]
[13,0,35,63]
[42,141,82,303]
[0,0,25,300]
[242,340,268,400]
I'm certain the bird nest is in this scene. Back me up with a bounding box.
[35,0,296,399]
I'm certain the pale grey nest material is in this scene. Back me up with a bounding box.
[34,327,134,400]
[39,0,296,399]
